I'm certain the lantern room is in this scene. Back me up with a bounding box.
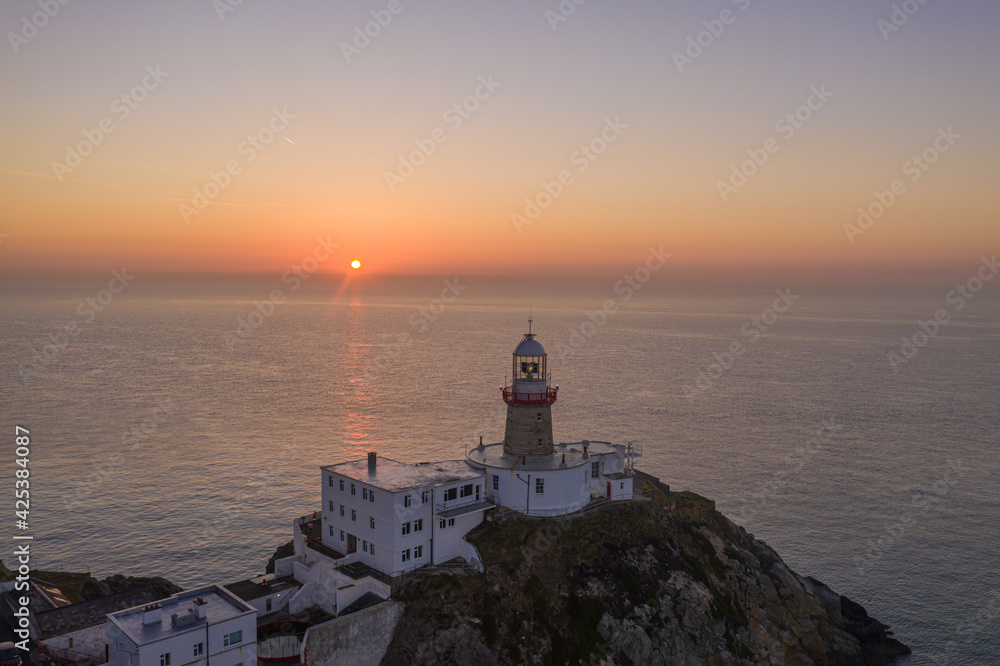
[512,334,547,384]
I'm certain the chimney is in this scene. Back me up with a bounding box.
[368,452,377,468]
[194,597,208,620]
[142,603,162,625]
[583,444,588,455]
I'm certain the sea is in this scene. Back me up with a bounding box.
[0,274,997,665]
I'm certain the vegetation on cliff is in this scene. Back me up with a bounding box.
[381,482,909,665]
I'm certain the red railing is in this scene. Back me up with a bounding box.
[501,386,557,404]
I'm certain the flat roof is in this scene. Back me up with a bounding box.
[224,576,299,602]
[107,584,255,646]
[322,457,482,492]
[35,586,164,640]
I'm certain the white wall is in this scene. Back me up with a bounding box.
[320,470,487,576]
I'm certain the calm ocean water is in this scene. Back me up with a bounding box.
[0,275,997,664]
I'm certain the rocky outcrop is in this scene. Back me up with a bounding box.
[380,481,909,665]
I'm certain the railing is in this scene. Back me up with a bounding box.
[435,496,494,517]
[501,386,557,404]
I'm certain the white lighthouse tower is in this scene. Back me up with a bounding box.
[467,322,638,516]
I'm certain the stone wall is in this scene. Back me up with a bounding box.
[503,403,553,456]
[301,600,403,666]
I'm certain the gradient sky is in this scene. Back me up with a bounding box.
[1,0,997,281]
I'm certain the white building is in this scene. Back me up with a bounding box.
[320,456,489,575]
[467,323,640,516]
[106,585,257,666]
[274,323,638,612]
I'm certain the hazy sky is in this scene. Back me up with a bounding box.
[1,0,997,281]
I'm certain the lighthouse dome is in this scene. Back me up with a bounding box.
[514,335,546,357]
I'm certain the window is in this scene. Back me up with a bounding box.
[460,483,473,498]
[414,545,423,558]
[328,476,334,487]
[160,653,170,666]
[537,438,544,447]
[537,412,543,422]
[443,488,457,501]
[401,548,411,562]
[414,519,423,532]
[439,518,446,529]
[591,461,600,479]
[351,483,356,496]
[265,598,272,612]
[351,509,357,522]
[371,544,376,556]
[363,540,368,552]
[421,490,429,503]
[363,488,369,500]
[193,643,204,657]
[340,504,345,517]
[370,516,376,529]
[329,500,335,512]
[448,518,455,527]
[536,478,545,494]
[369,490,375,503]
[329,525,334,536]
[404,495,412,508]
[401,521,411,535]
[492,475,499,491]
[339,529,344,540]
[223,630,242,647]
[339,478,345,491]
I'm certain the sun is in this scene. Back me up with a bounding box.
[350,260,361,270]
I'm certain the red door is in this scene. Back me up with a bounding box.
[606,482,611,498]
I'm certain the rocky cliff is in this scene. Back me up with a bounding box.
[379,479,909,665]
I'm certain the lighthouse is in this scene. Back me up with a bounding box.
[466,322,639,516]
[502,321,558,457]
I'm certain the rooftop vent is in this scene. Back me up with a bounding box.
[141,603,162,625]
[171,608,198,628]
[193,597,208,619]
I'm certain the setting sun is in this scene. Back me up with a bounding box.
[350,260,361,270]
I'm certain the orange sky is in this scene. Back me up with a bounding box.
[1,2,997,283]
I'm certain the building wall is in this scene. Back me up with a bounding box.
[486,463,591,516]
[320,469,487,576]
